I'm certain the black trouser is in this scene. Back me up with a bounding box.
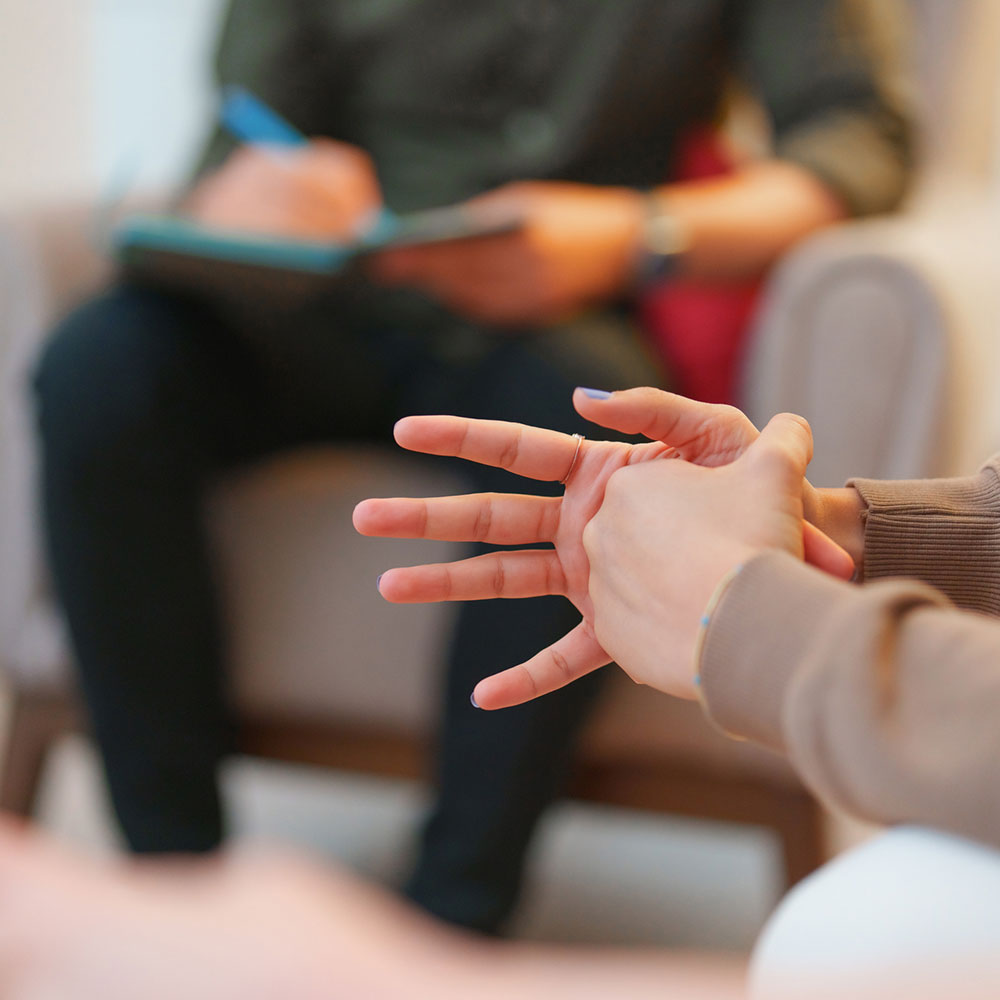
[33,284,661,933]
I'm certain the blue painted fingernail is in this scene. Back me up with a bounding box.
[376,574,383,593]
[470,692,481,709]
[578,387,612,400]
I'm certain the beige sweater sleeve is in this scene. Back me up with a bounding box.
[698,458,1000,849]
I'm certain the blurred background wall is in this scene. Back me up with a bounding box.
[0,0,226,210]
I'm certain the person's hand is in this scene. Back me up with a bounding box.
[370,181,646,326]
[354,388,854,709]
[583,412,817,698]
[185,138,382,241]
[568,388,866,571]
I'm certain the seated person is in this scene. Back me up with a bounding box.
[32,0,912,933]
[4,387,1000,998]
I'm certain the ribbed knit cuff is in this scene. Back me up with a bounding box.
[698,552,852,751]
[849,462,1000,615]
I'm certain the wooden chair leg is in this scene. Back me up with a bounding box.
[774,787,826,888]
[0,684,79,817]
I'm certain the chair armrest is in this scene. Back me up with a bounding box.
[744,201,1000,485]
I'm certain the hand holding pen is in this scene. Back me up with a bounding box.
[185,87,385,241]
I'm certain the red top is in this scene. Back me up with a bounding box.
[640,128,761,405]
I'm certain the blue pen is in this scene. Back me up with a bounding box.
[220,86,308,148]
[219,86,397,240]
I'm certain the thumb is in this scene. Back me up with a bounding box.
[370,245,422,282]
[746,412,814,486]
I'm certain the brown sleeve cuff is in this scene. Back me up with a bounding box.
[698,552,852,751]
[849,461,1000,615]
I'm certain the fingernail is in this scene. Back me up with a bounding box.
[578,387,611,400]
[376,573,383,594]
[470,692,481,709]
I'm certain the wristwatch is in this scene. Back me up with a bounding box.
[633,192,688,287]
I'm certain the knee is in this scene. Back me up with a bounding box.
[33,290,207,478]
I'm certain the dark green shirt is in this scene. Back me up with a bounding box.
[197,0,913,216]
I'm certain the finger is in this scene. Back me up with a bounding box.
[572,387,757,465]
[370,246,419,282]
[748,412,814,483]
[353,493,561,544]
[374,239,499,280]
[471,622,610,709]
[393,415,585,482]
[374,242,458,282]
[377,549,566,603]
[428,288,543,328]
[373,233,521,288]
[803,521,856,580]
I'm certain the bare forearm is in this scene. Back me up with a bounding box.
[807,486,867,577]
[656,160,847,281]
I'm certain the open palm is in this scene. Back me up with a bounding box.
[353,388,844,709]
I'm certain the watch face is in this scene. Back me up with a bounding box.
[635,197,687,287]
[645,209,687,257]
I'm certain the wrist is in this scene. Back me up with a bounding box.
[692,560,748,726]
[806,485,866,573]
[674,544,758,701]
[631,191,689,288]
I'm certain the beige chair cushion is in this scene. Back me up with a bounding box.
[211,446,464,731]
